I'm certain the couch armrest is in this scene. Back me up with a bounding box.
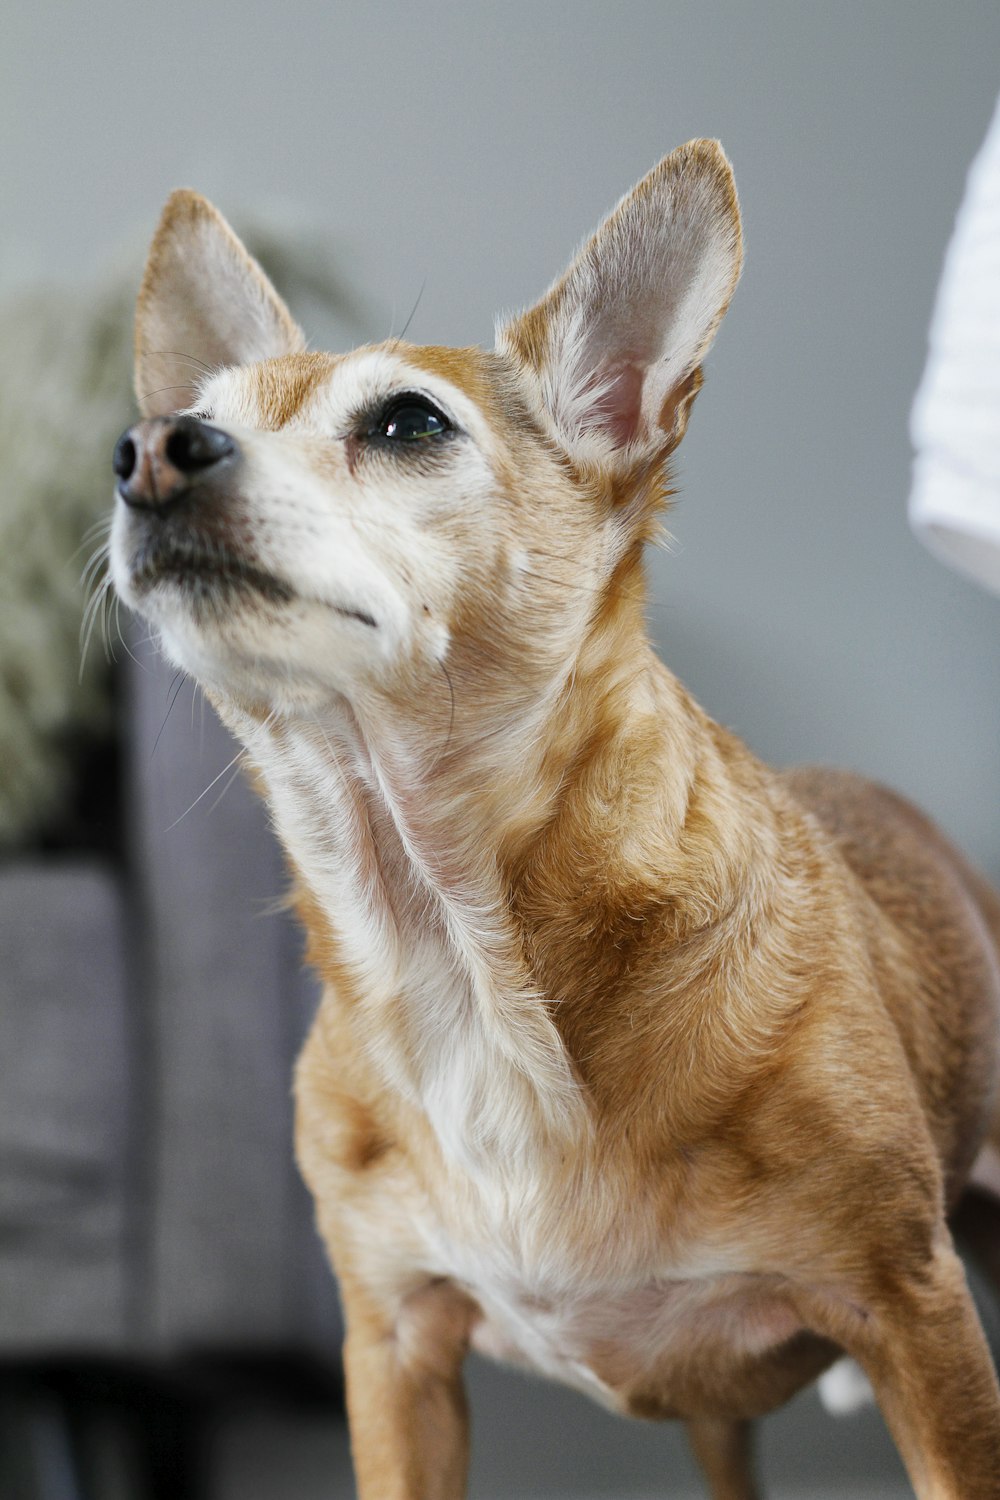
[0,860,131,1353]
[122,630,340,1359]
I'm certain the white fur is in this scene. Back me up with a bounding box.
[114,351,509,706]
[237,701,584,1183]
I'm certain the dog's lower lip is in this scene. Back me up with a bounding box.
[128,538,293,604]
[127,543,378,627]
[328,600,378,629]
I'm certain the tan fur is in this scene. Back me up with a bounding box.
[135,188,307,419]
[114,142,1000,1498]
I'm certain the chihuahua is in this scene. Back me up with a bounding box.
[111,141,1000,1498]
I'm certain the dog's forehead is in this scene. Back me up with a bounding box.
[198,350,336,428]
[202,342,525,439]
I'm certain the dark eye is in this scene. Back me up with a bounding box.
[378,395,451,443]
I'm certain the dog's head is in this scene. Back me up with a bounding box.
[111,142,741,732]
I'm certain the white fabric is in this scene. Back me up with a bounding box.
[909,96,1000,593]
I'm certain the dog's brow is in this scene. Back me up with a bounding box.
[398,345,493,399]
[247,352,338,428]
[376,344,518,432]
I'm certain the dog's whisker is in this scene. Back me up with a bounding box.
[81,513,114,540]
[150,671,190,760]
[101,584,117,664]
[395,279,427,346]
[80,539,112,591]
[79,565,115,678]
[107,591,121,664]
[524,548,658,610]
[516,567,649,610]
[206,760,247,817]
[110,593,142,669]
[148,348,217,374]
[71,515,114,565]
[164,744,249,833]
[517,567,600,595]
[430,656,457,768]
[137,383,199,404]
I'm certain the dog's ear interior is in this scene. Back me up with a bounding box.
[134,190,306,418]
[497,140,742,468]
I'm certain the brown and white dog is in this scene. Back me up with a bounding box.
[111,141,1000,1498]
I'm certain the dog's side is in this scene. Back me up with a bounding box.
[111,141,1000,1499]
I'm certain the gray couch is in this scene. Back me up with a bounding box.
[0,632,342,1496]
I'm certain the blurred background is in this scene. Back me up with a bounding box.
[1,1,999,1496]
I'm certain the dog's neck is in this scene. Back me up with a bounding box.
[220,582,766,1176]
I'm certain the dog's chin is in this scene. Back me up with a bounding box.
[121,570,388,715]
[112,523,391,709]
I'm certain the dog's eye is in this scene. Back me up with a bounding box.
[377,396,451,443]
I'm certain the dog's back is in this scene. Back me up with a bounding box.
[784,764,1000,1197]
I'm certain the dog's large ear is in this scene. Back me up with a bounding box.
[134,190,306,417]
[497,140,741,469]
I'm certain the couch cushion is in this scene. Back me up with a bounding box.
[124,639,340,1358]
[0,860,131,1352]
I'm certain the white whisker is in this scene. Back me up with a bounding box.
[165,745,249,832]
[79,553,115,679]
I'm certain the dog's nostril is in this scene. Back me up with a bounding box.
[165,420,235,474]
[114,418,238,512]
[113,433,137,481]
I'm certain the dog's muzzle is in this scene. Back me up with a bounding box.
[113,416,237,513]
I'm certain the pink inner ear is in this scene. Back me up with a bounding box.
[588,362,646,447]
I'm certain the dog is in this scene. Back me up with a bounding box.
[111,140,1000,1498]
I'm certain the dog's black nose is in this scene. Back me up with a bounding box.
[114,416,237,511]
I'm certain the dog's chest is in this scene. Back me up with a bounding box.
[418,1196,805,1416]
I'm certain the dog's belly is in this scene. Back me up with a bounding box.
[467,1272,838,1420]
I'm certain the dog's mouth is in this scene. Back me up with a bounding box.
[124,530,379,630]
[128,531,294,608]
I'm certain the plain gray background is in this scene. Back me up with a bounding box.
[3,2,999,1495]
[4,0,998,877]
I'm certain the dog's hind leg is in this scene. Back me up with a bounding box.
[684,1416,760,1500]
[950,1186,1000,1363]
[954,866,1000,1323]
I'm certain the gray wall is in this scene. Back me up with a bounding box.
[5,0,999,872]
[4,3,999,1494]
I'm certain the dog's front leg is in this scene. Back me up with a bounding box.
[799,1236,1000,1498]
[685,1416,760,1500]
[340,1276,476,1500]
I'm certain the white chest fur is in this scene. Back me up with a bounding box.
[419,1206,806,1413]
[234,710,585,1179]
[262,707,817,1417]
